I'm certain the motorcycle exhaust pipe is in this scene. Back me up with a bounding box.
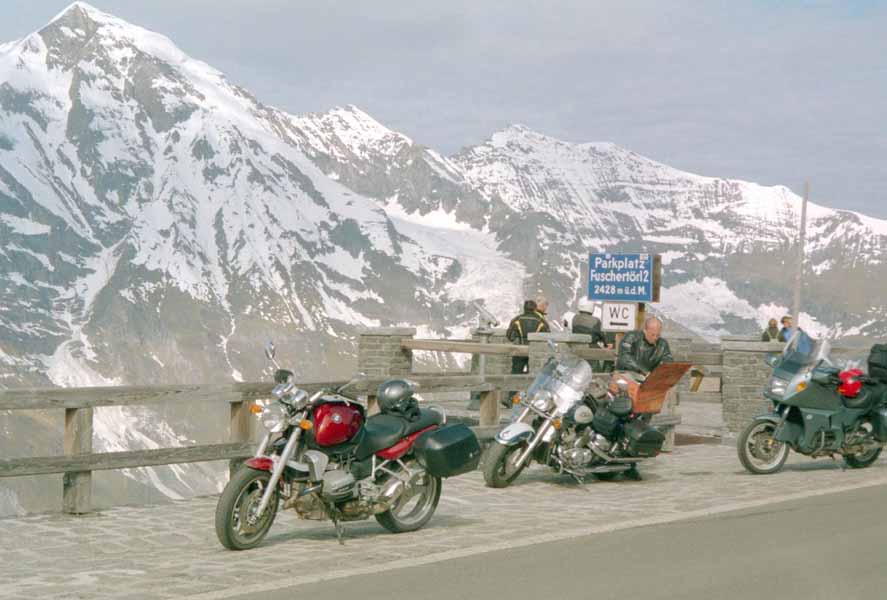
[588,439,647,464]
[376,478,406,512]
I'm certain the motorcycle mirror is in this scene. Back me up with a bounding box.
[764,354,779,368]
[264,341,276,361]
[337,372,369,394]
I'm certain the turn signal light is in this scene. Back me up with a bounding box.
[512,394,521,405]
[796,382,807,392]
[299,420,313,430]
[552,418,562,430]
[249,403,263,415]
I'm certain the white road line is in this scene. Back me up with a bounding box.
[183,476,887,600]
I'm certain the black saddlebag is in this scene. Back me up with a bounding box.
[624,420,665,458]
[868,344,887,382]
[592,410,621,439]
[414,424,481,478]
[871,405,887,443]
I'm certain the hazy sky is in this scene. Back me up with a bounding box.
[2,1,885,218]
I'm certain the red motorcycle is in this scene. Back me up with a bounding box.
[215,342,481,550]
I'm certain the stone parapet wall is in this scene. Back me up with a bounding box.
[356,327,416,379]
[721,340,785,434]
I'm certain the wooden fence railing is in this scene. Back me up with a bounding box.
[0,374,533,514]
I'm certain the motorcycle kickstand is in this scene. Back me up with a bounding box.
[325,504,347,545]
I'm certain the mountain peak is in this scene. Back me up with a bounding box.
[43,1,115,35]
[31,1,192,71]
[50,1,106,21]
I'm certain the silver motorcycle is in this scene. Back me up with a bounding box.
[483,347,668,487]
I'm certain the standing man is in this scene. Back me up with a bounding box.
[571,298,606,347]
[616,316,673,376]
[778,315,795,342]
[761,318,781,342]
[506,298,550,374]
[504,298,549,406]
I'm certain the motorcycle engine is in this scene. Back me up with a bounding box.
[322,470,356,501]
[558,430,594,468]
[589,432,612,453]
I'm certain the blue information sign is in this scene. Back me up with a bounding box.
[588,253,654,302]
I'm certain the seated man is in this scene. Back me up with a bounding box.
[616,316,673,376]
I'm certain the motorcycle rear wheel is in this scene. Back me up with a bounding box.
[215,467,279,550]
[844,447,882,469]
[376,472,441,533]
[738,420,789,475]
[483,441,528,488]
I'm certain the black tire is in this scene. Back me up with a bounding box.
[594,471,620,481]
[844,447,882,469]
[482,442,528,488]
[376,472,441,533]
[215,468,279,550]
[738,420,789,475]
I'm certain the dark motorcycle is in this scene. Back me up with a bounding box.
[738,331,887,474]
[215,342,481,550]
[483,344,690,487]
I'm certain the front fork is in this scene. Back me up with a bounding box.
[513,418,554,471]
[254,426,303,520]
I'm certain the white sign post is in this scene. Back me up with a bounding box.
[602,302,637,332]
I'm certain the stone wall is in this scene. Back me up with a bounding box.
[721,338,785,435]
[356,327,415,379]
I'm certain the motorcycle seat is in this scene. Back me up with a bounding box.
[356,414,406,459]
[403,408,445,436]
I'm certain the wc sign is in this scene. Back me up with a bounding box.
[602,302,637,332]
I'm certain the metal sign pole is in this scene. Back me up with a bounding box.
[792,182,809,329]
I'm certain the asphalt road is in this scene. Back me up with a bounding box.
[236,483,887,600]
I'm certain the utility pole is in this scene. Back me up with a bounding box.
[792,182,809,328]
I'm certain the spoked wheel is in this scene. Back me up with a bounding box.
[844,446,882,469]
[738,420,790,475]
[376,469,441,534]
[483,442,529,488]
[215,468,279,550]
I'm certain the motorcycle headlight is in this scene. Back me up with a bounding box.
[531,390,555,412]
[260,403,288,433]
[768,377,789,396]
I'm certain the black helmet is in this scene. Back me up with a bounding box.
[377,379,417,415]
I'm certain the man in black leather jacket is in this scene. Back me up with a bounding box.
[616,317,673,375]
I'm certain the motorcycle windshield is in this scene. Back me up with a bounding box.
[779,330,831,375]
[526,355,593,413]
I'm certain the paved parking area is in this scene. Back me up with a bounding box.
[2,444,887,600]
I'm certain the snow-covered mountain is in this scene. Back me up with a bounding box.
[451,126,887,340]
[2,3,885,513]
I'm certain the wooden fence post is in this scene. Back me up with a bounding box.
[478,390,500,427]
[229,400,254,477]
[63,407,93,514]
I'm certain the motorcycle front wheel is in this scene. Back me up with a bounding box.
[738,420,789,475]
[376,471,441,533]
[483,441,529,488]
[215,467,279,550]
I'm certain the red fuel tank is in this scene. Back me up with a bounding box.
[313,402,364,447]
